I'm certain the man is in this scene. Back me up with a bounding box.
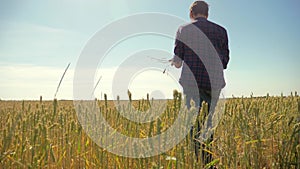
[171,0,230,165]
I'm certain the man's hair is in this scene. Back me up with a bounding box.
[190,1,209,17]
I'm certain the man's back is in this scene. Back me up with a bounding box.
[193,17,229,69]
[174,17,229,90]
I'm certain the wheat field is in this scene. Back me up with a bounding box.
[0,92,299,169]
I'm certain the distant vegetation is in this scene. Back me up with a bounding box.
[0,92,299,168]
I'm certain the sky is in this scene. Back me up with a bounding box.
[0,0,299,100]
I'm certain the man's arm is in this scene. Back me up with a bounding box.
[220,29,230,69]
[172,27,184,68]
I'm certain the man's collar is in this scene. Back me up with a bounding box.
[195,17,207,21]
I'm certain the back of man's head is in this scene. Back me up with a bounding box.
[190,1,209,17]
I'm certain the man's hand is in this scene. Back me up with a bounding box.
[169,59,174,66]
[169,58,182,68]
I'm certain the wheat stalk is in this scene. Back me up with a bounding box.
[54,62,71,98]
[91,76,102,97]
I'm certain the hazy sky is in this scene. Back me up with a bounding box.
[0,0,299,100]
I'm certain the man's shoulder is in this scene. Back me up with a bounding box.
[177,21,200,35]
[178,19,227,34]
[178,21,196,30]
[205,20,227,33]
